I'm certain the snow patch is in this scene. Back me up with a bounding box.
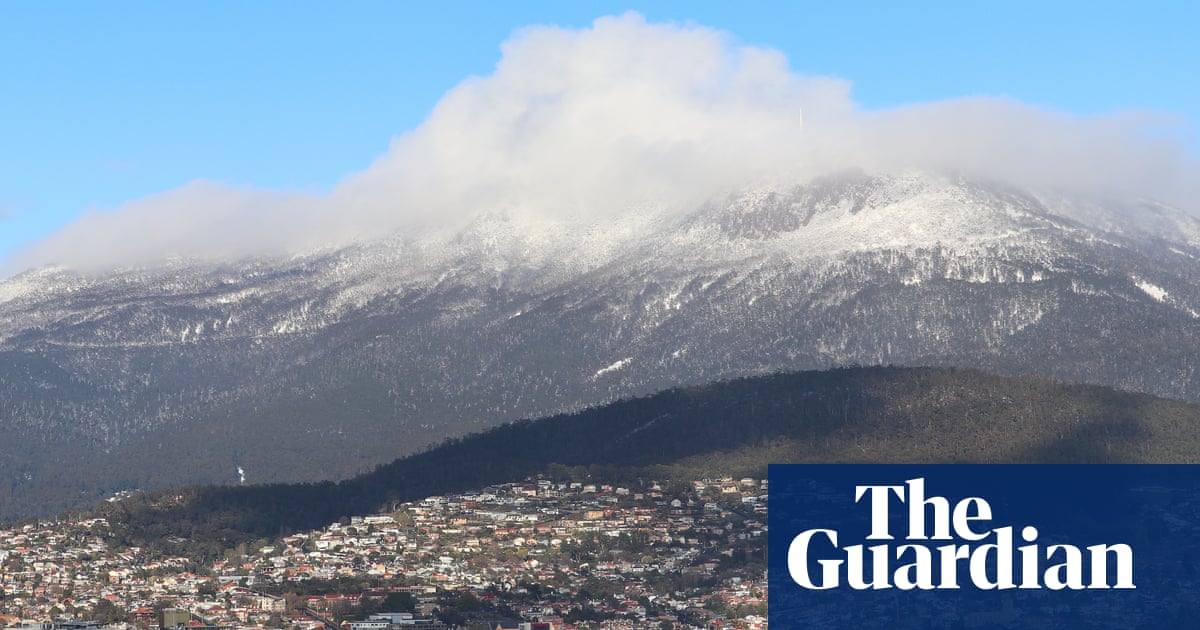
[210,288,256,305]
[1134,279,1168,303]
[593,358,631,379]
[1070,280,1107,297]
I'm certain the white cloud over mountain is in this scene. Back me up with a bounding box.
[10,12,1198,273]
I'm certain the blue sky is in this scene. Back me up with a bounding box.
[2,1,1197,269]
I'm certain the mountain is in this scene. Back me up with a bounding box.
[102,366,1200,556]
[4,170,1200,517]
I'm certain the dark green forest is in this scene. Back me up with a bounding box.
[96,366,1200,557]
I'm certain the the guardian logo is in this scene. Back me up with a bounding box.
[787,478,1135,591]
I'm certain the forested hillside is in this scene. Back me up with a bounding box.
[98,366,1200,557]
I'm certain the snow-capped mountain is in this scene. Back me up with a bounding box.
[3,170,1200,517]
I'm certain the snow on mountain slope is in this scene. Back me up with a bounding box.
[1,169,1199,517]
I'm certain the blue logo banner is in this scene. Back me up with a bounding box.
[768,465,1200,629]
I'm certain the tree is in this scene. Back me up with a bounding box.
[91,599,126,624]
[381,592,416,613]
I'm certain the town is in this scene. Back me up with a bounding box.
[0,477,768,630]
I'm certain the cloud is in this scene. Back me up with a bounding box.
[325,13,831,242]
[22,182,325,268]
[9,12,1199,274]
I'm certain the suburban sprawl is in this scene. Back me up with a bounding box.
[0,477,768,630]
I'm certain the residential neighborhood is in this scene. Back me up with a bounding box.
[0,477,768,630]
